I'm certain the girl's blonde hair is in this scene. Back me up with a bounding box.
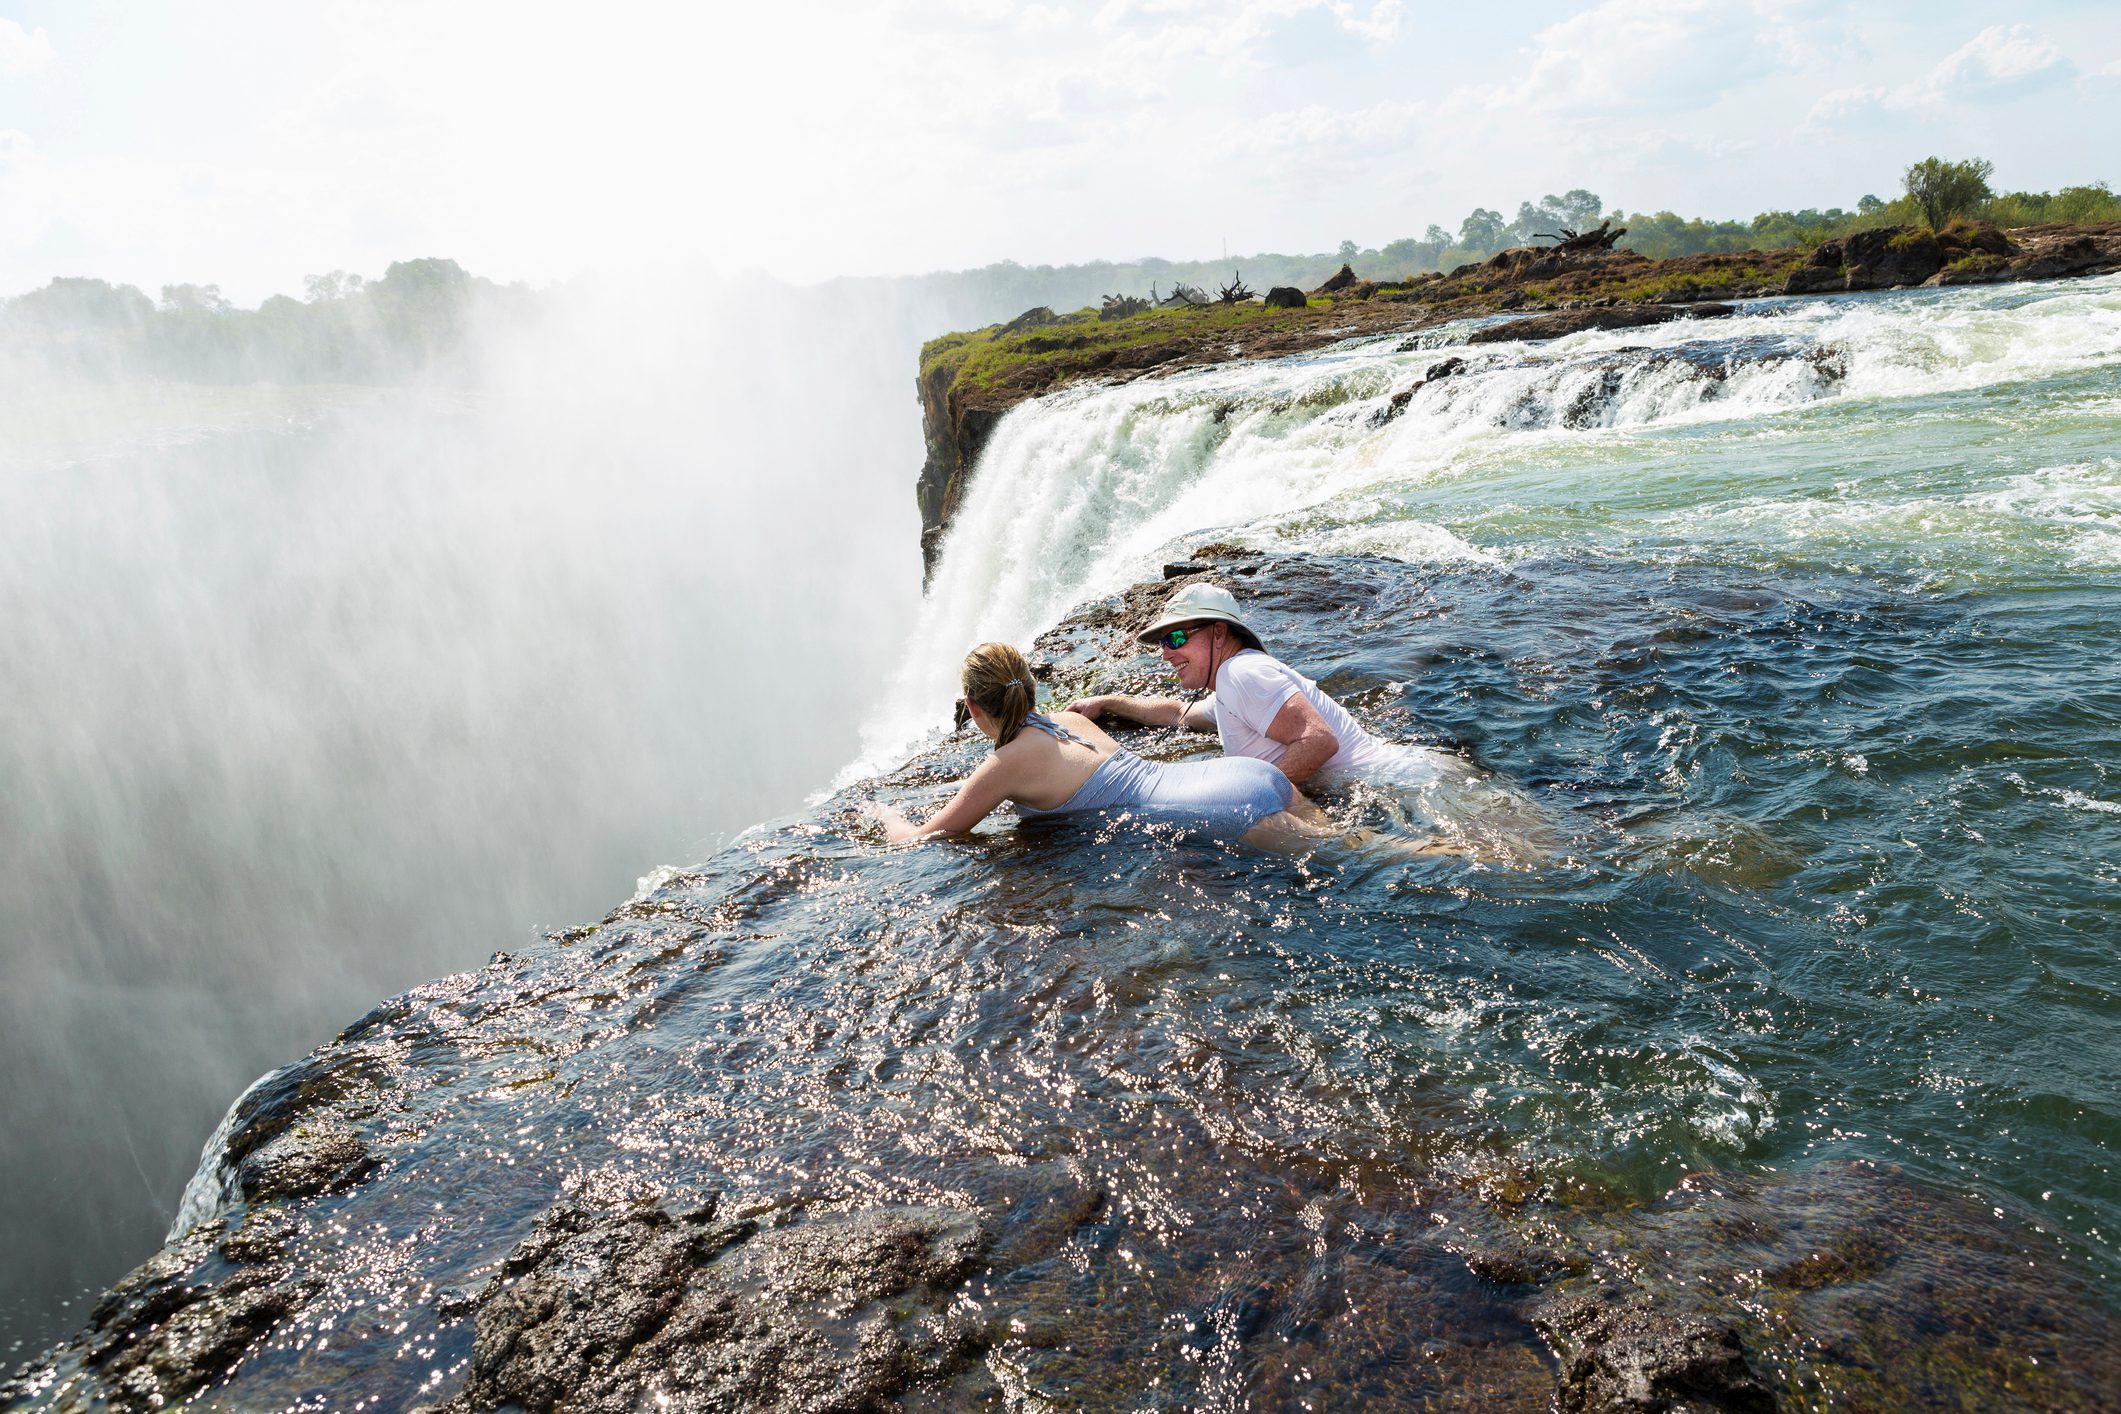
[961,642,1035,747]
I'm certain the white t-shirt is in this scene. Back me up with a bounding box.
[1201,650,1388,777]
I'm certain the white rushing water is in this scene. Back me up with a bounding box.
[847,275,2121,777]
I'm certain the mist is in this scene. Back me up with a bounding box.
[0,270,963,1351]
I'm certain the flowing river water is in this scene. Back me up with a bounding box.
[7,275,2121,1408]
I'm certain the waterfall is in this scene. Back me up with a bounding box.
[849,274,2121,778]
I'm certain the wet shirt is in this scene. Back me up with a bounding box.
[1201,650,1388,776]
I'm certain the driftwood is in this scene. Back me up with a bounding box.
[1100,293,1150,319]
[1217,270,1255,304]
[1159,282,1209,308]
[1532,220,1628,253]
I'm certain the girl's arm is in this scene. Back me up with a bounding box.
[868,754,1018,843]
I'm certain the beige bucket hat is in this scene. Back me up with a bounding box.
[1134,581,1264,648]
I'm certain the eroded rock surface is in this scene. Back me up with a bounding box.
[236,1122,378,1203]
[1534,1291,1776,1413]
[438,1200,991,1414]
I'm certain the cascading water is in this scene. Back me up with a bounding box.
[0,274,944,1355]
[857,275,2121,774]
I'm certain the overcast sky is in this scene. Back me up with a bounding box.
[2,0,2117,302]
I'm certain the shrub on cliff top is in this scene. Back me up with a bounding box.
[1906,157,1995,231]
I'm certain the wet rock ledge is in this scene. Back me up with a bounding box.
[9,550,2121,1412]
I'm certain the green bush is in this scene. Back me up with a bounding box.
[1905,157,1995,230]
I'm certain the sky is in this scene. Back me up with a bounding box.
[1,0,2117,303]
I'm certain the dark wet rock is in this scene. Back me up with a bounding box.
[1468,304,1733,345]
[440,1198,991,1414]
[1927,256,2013,286]
[1461,1241,1588,1286]
[1263,285,1307,309]
[4,1219,326,1413]
[1782,221,2061,296]
[1534,1290,1776,1413]
[217,1208,299,1265]
[915,399,1007,579]
[21,544,2121,1412]
[1379,354,1468,422]
[236,1121,378,1202]
[1762,1223,1896,1291]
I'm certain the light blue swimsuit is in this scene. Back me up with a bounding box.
[1014,714,1294,832]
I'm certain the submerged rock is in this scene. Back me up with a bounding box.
[4,1216,323,1414]
[236,1122,377,1202]
[1534,1291,1776,1414]
[438,1199,991,1414]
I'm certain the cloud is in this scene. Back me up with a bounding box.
[1247,96,1425,148]
[1498,0,1801,118]
[1807,23,2074,128]
[0,18,55,76]
[1924,24,2072,101]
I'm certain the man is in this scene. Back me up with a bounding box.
[1064,581,1393,787]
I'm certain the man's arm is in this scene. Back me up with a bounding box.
[1262,694,1339,784]
[1064,692,1216,733]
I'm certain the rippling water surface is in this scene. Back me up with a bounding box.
[14,275,2121,1407]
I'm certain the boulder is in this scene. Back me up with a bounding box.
[1262,286,1307,309]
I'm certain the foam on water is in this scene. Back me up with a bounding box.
[848,274,2121,779]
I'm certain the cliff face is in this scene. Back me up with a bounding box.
[914,359,1007,578]
[912,221,2121,576]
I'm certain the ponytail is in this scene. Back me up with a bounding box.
[961,642,1036,746]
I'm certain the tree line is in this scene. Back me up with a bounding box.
[0,258,537,383]
[5,158,2111,385]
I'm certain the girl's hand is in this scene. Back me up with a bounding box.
[863,801,924,844]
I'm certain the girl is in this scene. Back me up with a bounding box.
[870,642,1334,852]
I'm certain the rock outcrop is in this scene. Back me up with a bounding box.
[1783,220,2121,295]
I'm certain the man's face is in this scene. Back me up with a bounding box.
[1159,621,1222,692]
